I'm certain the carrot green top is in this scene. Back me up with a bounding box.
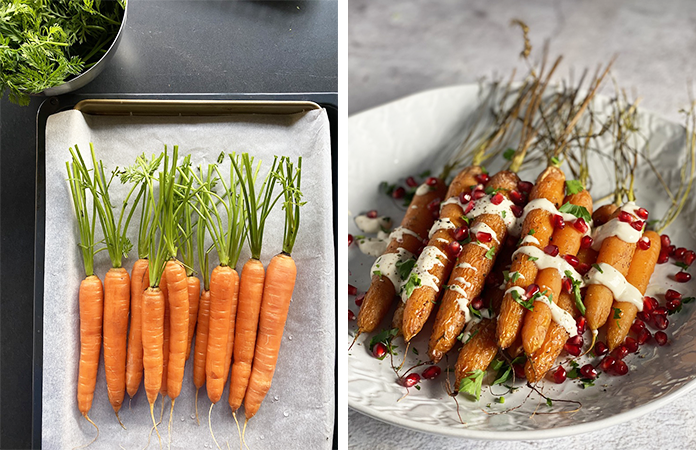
[66,155,97,278]
[277,156,305,255]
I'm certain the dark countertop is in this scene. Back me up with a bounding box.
[0,1,337,448]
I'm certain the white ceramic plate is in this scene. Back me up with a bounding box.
[348,84,696,439]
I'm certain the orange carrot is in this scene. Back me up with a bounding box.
[77,275,104,416]
[193,288,211,390]
[102,267,130,417]
[126,258,148,399]
[165,260,189,400]
[160,272,170,400]
[142,286,166,405]
[185,275,200,360]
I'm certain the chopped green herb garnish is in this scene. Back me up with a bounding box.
[592,263,604,273]
[684,297,695,304]
[396,258,416,280]
[558,203,592,223]
[469,303,482,320]
[511,289,534,311]
[565,180,585,195]
[379,181,396,196]
[484,246,496,260]
[401,272,421,298]
[528,229,536,235]
[528,256,539,262]
[564,270,585,315]
[497,396,506,404]
[501,210,507,219]
[546,398,553,407]
[463,329,478,344]
[503,148,516,161]
[458,369,485,400]
[419,169,431,178]
[372,270,382,277]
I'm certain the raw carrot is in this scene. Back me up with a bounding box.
[186,276,200,360]
[245,156,304,419]
[160,272,170,400]
[229,154,282,412]
[401,165,482,341]
[126,258,148,399]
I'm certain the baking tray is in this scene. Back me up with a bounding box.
[33,93,338,448]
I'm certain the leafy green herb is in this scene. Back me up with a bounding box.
[379,181,396,196]
[414,385,421,390]
[419,169,431,178]
[372,270,382,277]
[592,263,604,273]
[461,215,471,225]
[368,328,399,355]
[497,396,506,404]
[491,356,526,386]
[469,303,482,320]
[565,180,585,195]
[484,246,496,260]
[396,258,416,280]
[528,256,539,262]
[528,229,536,235]
[503,270,510,282]
[412,347,419,355]
[613,307,622,320]
[501,210,507,219]
[503,148,516,161]
[485,186,503,195]
[401,272,421,298]
[564,270,585,315]
[481,166,489,175]
[511,289,534,311]
[558,203,592,223]
[458,369,485,400]
[463,329,479,344]
[510,271,521,283]
[676,262,690,271]
[546,398,553,407]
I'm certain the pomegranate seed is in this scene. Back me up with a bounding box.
[427,199,441,214]
[463,201,475,215]
[392,186,406,199]
[564,254,579,267]
[518,181,533,194]
[426,177,439,186]
[471,297,483,310]
[509,190,525,205]
[553,214,566,229]
[618,211,632,223]
[675,247,687,259]
[657,251,669,264]
[553,366,567,384]
[637,328,652,345]
[348,309,356,321]
[630,220,644,231]
[564,343,582,356]
[654,314,669,330]
[452,225,469,241]
[576,263,591,275]
[447,241,462,258]
[630,319,645,334]
[475,173,489,184]
[595,341,608,356]
[600,356,616,372]
[355,293,365,307]
[580,364,598,379]
[372,343,387,359]
[562,277,572,294]
[666,289,682,302]
[661,234,672,248]
[459,192,472,204]
[644,296,659,312]
[573,218,589,233]
[473,189,486,200]
[401,373,421,388]
[577,316,587,334]
[348,234,354,247]
[684,250,696,266]
[580,235,594,249]
[611,345,628,360]
[613,360,629,376]
[675,272,692,283]
[477,231,492,243]
[637,310,652,323]
[525,283,540,298]
[667,299,681,311]
[635,207,649,219]
[668,245,676,256]
[654,306,668,316]
[348,284,357,296]
[406,176,418,187]
[366,209,378,219]
[490,192,504,205]
[655,331,668,346]
[544,244,559,257]
[624,337,639,353]
[638,237,651,250]
[513,363,526,379]
[567,334,583,347]
[511,205,524,218]
[422,366,441,380]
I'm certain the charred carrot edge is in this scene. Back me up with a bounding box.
[497,166,566,349]
[428,170,519,363]
[606,231,661,350]
[401,165,482,341]
[357,177,448,333]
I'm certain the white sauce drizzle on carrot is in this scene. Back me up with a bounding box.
[389,226,421,243]
[512,246,584,283]
[466,195,517,235]
[428,218,456,239]
[415,183,433,196]
[370,248,414,289]
[584,262,644,311]
[401,245,448,303]
[470,222,499,244]
[590,202,644,250]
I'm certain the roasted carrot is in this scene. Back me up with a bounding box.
[428,170,519,362]
[497,166,566,349]
[401,165,482,341]
[606,231,661,350]
[245,156,304,419]
[356,176,448,334]
[455,319,498,387]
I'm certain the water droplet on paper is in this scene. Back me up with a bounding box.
[180,417,185,422]
[283,411,289,417]
[272,395,279,402]
[190,414,195,419]
[260,435,265,440]
[288,335,293,341]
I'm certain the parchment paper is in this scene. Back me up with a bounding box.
[43,107,335,449]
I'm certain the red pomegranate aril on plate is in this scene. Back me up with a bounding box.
[490,192,504,205]
[477,231,492,243]
[426,177,439,186]
[665,289,682,302]
[624,337,639,353]
[511,205,524,218]
[348,284,358,296]
[637,310,652,324]
[653,314,669,330]
[475,173,489,184]
[637,328,652,345]
[675,247,687,260]
[553,214,566,229]
[348,234,354,247]
[427,199,441,213]
[553,366,567,384]
[580,235,593,249]
[366,209,378,219]
[402,373,421,388]
[422,366,441,380]
[630,220,644,231]
[667,299,681,311]
[513,363,526,379]
[448,241,462,258]
[644,296,659,312]
[544,244,559,257]
[630,319,645,334]
[618,211,632,223]
[577,316,587,334]
[657,251,669,264]
[562,277,572,294]
[525,283,540,298]
[668,245,676,256]
[661,234,671,248]
[595,341,608,356]
[576,262,591,275]
[452,225,469,241]
[348,309,356,321]
[473,189,486,200]
[464,201,475,215]
[459,192,472,204]
[635,207,649,219]
[580,364,598,379]
[573,218,589,233]
[567,334,583,347]
[355,292,365,307]
[638,237,651,250]
[471,297,484,310]
[613,360,629,376]
[611,345,628,360]
[684,250,696,266]
[675,271,692,283]
[655,331,668,346]
[564,254,579,267]
[392,186,406,199]
[509,190,525,205]
[564,343,582,356]
[654,306,668,316]
[600,356,616,372]
[518,180,533,194]
[406,176,418,187]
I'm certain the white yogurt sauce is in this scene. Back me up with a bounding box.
[370,248,414,288]
[519,198,593,236]
[401,245,448,302]
[470,222,500,244]
[456,262,477,272]
[533,294,578,337]
[355,215,393,234]
[466,195,518,235]
[454,276,473,291]
[440,196,466,210]
[428,218,456,239]
[356,231,390,257]
[512,246,584,283]
[584,262,644,311]
[415,183,433,196]
[389,226,421,243]
[520,234,540,246]
[591,201,644,250]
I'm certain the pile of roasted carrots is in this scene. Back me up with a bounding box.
[67,144,304,445]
